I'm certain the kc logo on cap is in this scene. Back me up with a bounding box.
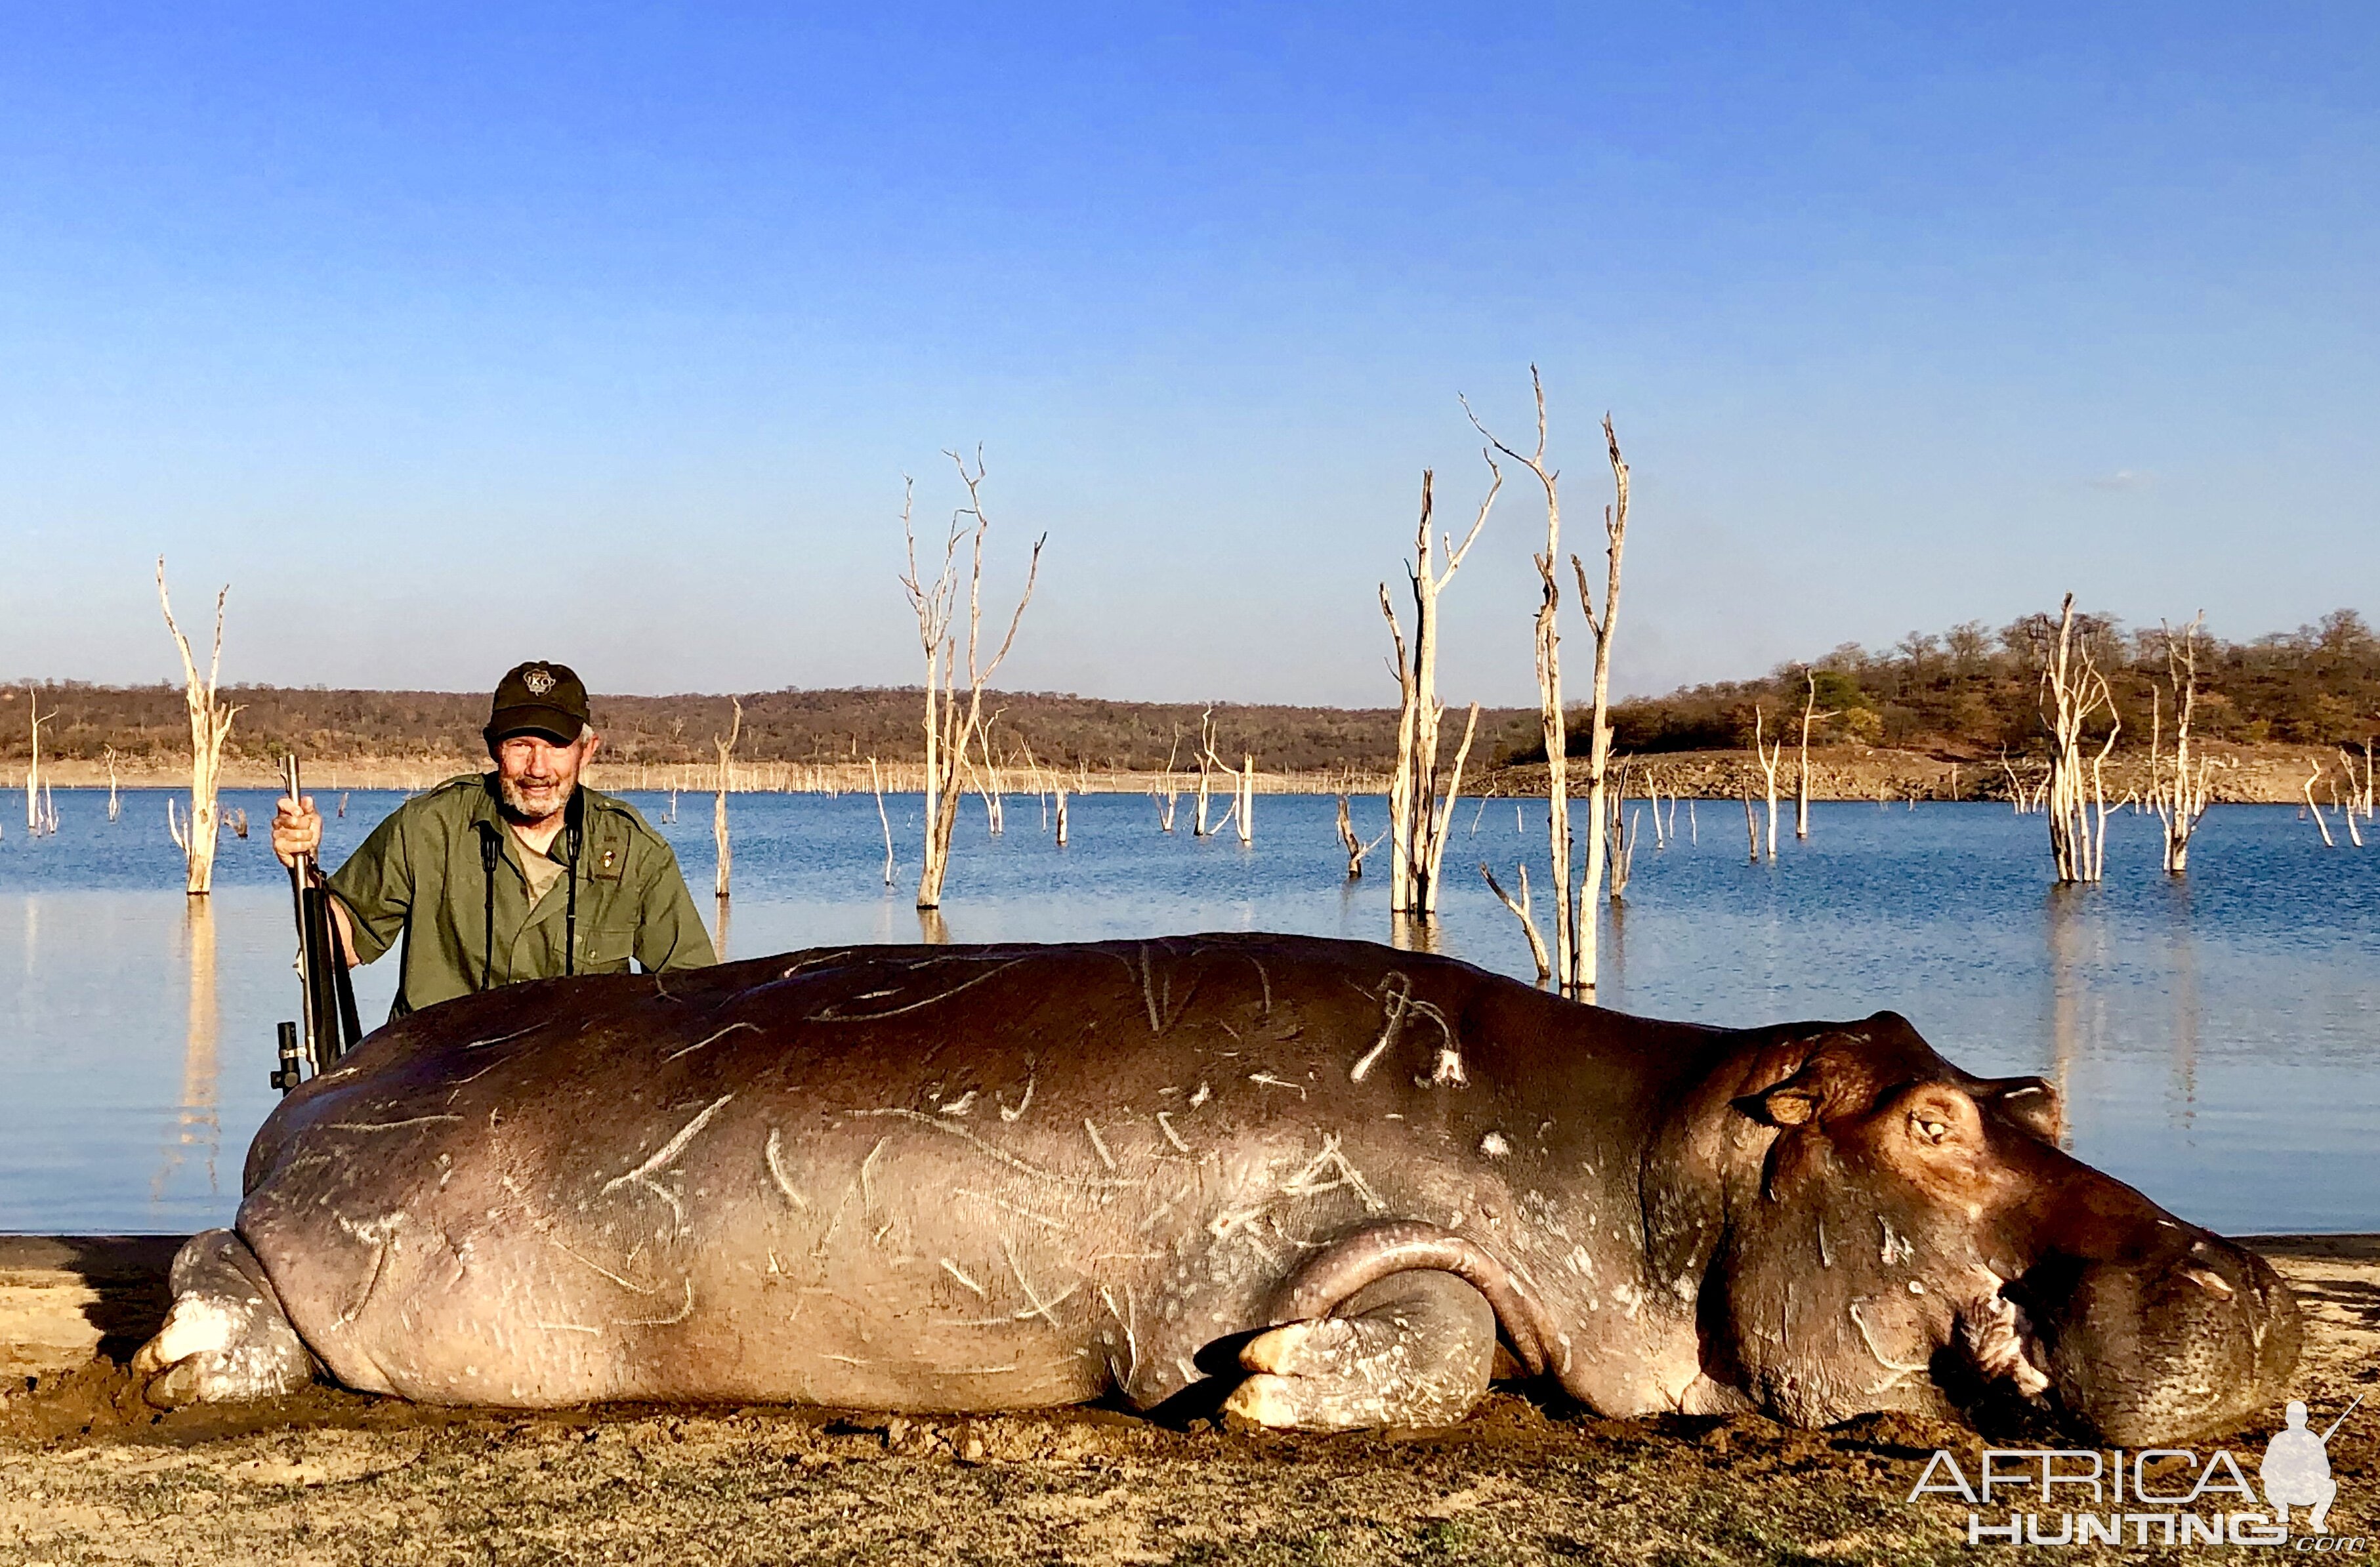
[522,667,556,696]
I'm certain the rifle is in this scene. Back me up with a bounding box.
[272,755,362,1093]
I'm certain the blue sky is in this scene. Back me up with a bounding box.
[1,4,2373,707]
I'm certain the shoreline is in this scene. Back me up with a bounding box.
[23,739,2361,804]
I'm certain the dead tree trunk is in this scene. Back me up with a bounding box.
[899,453,1045,910]
[104,744,121,823]
[1153,730,1181,832]
[712,697,741,900]
[1194,709,1217,837]
[24,694,56,837]
[1235,755,1255,844]
[1481,860,1552,982]
[1568,416,1632,992]
[157,560,238,896]
[2154,614,2213,872]
[1606,762,1638,901]
[2037,595,2119,883]
[869,756,895,885]
[1380,458,1499,918]
[2305,760,2336,846]
[1741,785,1761,864]
[1467,369,1582,985]
[1753,706,1783,860]
[1338,795,1387,879]
[1795,668,1830,841]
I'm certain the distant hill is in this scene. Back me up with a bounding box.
[8,606,2371,785]
[1516,608,2380,761]
[0,682,1539,777]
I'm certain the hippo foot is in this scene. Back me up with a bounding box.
[1222,1270,1496,1432]
[129,1229,315,1407]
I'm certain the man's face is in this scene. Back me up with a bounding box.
[491,730,597,822]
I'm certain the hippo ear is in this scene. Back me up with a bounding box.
[1734,1061,1832,1129]
[1983,1077,2063,1143]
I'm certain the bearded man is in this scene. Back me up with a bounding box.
[270,661,715,1020]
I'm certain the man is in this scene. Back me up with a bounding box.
[272,661,715,1019]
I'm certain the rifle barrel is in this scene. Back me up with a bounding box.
[283,755,322,1075]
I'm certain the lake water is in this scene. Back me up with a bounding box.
[1,785,2373,1237]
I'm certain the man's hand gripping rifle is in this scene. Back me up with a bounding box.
[274,755,362,1092]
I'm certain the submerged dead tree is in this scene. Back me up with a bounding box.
[1194,709,1219,837]
[1469,378,1631,993]
[2152,614,2213,873]
[24,693,54,836]
[712,697,741,900]
[1381,462,1495,916]
[1469,371,1572,986]
[1152,730,1182,832]
[2039,594,2119,883]
[1337,795,1387,879]
[156,559,238,895]
[1795,669,1831,841]
[1753,706,1783,860]
[899,453,1045,911]
[1567,415,1633,990]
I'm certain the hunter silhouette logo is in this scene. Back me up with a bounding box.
[522,667,556,696]
[2263,1392,2360,1533]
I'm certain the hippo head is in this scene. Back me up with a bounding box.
[1699,1014,2299,1442]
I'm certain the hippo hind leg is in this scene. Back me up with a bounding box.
[129,1228,315,1407]
[1222,1270,1495,1432]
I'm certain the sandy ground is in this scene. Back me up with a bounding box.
[1,1235,2373,1565]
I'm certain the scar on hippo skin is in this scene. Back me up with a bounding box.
[1279,1135,1388,1215]
[598,1093,734,1234]
[852,1108,1146,1190]
[663,1021,759,1061]
[131,1230,316,1408]
[1226,1271,1499,1432]
[807,957,1029,1021]
[1347,972,1464,1086]
[1121,942,1205,1035]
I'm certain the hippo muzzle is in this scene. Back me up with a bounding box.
[2016,1225,2302,1444]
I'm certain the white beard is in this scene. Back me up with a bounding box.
[497,773,574,823]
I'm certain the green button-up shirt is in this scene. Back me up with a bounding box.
[326,773,716,1019]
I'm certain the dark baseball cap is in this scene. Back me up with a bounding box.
[486,661,591,744]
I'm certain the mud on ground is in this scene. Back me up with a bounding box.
[2,1237,2373,1566]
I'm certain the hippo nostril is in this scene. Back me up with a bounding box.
[2179,1266,2234,1299]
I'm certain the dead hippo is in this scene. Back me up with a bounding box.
[133,934,2297,1440]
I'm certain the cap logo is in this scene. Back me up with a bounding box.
[522,667,556,696]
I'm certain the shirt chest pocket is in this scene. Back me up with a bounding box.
[583,923,637,974]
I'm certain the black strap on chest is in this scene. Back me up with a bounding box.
[478,789,586,989]
[562,790,583,978]
[478,821,501,991]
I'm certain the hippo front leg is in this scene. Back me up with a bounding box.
[129,1229,316,1407]
[1224,1270,1497,1432]
[1219,1221,1562,1432]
